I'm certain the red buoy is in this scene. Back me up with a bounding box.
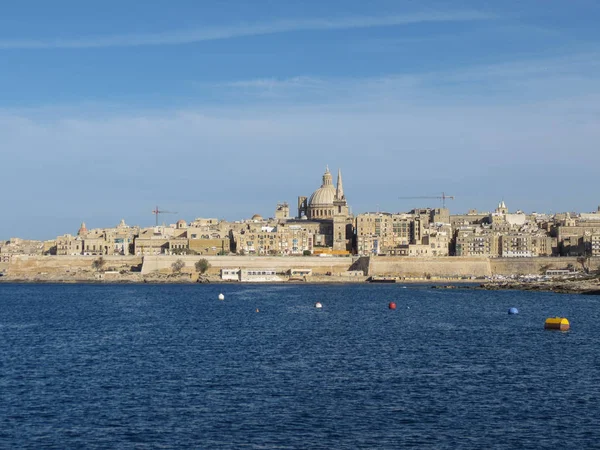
[389,302,397,310]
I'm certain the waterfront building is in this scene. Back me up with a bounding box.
[134,228,171,255]
[0,238,46,262]
[57,220,139,256]
[554,210,600,256]
[230,220,317,255]
[355,208,450,256]
[591,234,600,257]
[499,234,533,258]
[56,234,84,256]
[455,228,500,257]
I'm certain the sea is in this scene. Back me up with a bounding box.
[1,283,599,449]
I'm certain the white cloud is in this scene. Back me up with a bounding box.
[0,11,494,49]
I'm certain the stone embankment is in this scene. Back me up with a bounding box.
[1,254,598,289]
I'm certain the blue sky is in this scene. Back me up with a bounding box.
[2,0,600,239]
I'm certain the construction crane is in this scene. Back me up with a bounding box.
[152,206,178,226]
[398,192,455,208]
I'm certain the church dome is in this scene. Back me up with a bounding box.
[308,186,336,206]
[77,222,87,236]
[308,167,336,206]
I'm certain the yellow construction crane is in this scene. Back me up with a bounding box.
[398,192,455,208]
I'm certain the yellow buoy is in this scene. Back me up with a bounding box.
[544,317,570,331]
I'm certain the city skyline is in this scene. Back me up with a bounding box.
[2,1,600,239]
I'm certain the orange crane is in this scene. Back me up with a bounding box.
[152,206,178,226]
[398,192,455,208]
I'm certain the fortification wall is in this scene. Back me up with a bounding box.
[6,255,143,277]
[4,254,592,281]
[141,255,355,275]
[489,256,587,275]
[370,257,492,278]
[370,256,588,278]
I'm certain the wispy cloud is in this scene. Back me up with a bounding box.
[0,11,494,49]
[215,50,600,105]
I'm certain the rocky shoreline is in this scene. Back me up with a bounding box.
[480,278,600,295]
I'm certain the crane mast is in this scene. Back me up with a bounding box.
[152,206,177,226]
[398,192,455,208]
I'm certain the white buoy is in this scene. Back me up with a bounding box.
[218,293,225,301]
[315,302,322,309]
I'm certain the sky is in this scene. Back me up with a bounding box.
[2,0,600,240]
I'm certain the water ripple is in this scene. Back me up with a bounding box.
[1,283,599,449]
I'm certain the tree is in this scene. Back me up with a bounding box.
[92,257,105,272]
[303,250,312,256]
[577,256,590,274]
[171,259,185,274]
[195,258,211,274]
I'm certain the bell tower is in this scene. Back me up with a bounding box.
[333,169,351,251]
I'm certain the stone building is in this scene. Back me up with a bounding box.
[356,213,412,255]
[56,234,84,256]
[230,219,326,255]
[554,210,600,256]
[591,234,600,257]
[355,208,451,256]
[499,234,533,258]
[275,202,291,220]
[454,228,499,257]
[57,220,139,256]
[1,238,46,261]
[134,228,171,255]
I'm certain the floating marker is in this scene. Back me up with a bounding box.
[508,307,519,315]
[256,308,260,313]
[218,293,225,301]
[315,302,323,309]
[389,302,397,310]
[544,317,569,331]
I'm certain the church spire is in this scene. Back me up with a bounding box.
[336,168,345,200]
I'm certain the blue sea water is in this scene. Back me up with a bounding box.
[1,283,599,449]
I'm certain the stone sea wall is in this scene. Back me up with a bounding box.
[369,256,587,278]
[140,255,355,275]
[369,256,491,278]
[4,255,143,281]
[2,254,593,282]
